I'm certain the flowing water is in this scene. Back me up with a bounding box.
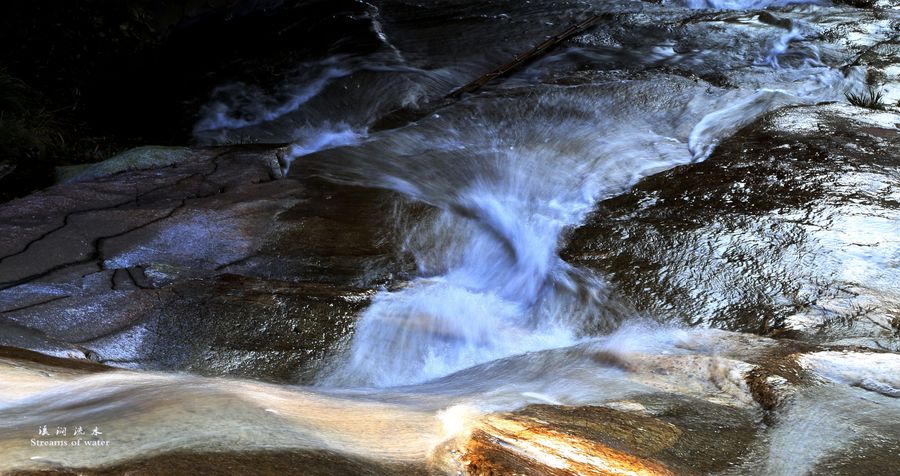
[3,0,899,473]
[196,0,865,387]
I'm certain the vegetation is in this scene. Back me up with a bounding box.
[845,86,887,111]
[0,68,125,202]
[0,69,65,159]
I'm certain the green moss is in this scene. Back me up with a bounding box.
[56,145,194,183]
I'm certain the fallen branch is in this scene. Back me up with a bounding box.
[372,12,609,131]
[446,12,610,99]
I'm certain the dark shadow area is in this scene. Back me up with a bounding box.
[0,0,376,202]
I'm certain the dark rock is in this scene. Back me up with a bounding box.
[757,11,792,30]
[141,275,372,383]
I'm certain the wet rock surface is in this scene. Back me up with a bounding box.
[564,104,900,350]
[420,329,900,475]
[0,146,413,382]
[430,327,898,475]
[461,398,756,475]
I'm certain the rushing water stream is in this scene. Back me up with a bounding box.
[2,0,899,473]
[195,0,867,387]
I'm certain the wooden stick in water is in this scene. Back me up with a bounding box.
[371,12,608,131]
[445,12,609,99]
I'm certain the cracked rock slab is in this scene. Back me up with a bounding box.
[0,145,415,382]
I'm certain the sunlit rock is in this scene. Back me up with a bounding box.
[454,399,758,475]
[565,104,900,350]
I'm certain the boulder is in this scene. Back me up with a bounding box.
[563,104,900,350]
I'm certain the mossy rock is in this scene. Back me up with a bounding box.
[56,146,194,183]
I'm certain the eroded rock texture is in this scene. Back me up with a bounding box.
[0,146,414,382]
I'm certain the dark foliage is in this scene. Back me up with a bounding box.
[845,86,886,111]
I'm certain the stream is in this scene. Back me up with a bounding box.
[199,0,866,387]
[1,0,899,474]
